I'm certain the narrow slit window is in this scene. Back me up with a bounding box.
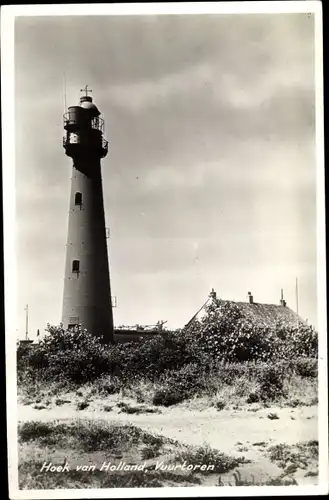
[75,192,82,206]
[72,260,80,273]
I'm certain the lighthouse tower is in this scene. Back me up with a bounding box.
[61,86,114,343]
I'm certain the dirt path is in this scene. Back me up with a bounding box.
[17,403,318,486]
[18,403,317,455]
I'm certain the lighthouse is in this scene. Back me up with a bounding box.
[61,86,114,343]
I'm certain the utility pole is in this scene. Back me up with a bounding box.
[295,277,299,332]
[25,304,29,341]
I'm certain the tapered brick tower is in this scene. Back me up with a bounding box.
[61,87,114,343]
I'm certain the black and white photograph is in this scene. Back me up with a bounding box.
[2,2,327,498]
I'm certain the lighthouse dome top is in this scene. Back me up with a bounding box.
[79,96,100,117]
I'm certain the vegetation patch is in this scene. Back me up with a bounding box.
[17,299,317,387]
[116,401,160,414]
[268,440,318,474]
[32,404,47,410]
[219,469,298,486]
[18,461,165,489]
[18,459,206,490]
[76,401,89,411]
[55,398,71,406]
[18,421,245,489]
[17,301,318,410]
[173,444,251,475]
[18,419,176,454]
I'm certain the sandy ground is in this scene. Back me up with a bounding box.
[17,401,318,486]
[18,403,317,454]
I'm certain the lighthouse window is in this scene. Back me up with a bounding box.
[72,260,80,273]
[75,192,82,206]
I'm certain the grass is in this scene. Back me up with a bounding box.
[18,419,183,489]
[55,398,71,406]
[17,358,318,412]
[76,401,89,411]
[172,444,251,475]
[18,460,207,489]
[18,419,257,490]
[18,462,165,489]
[18,419,177,453]
[18,372,317,413]
[174,372,316,412]
[218,469,298,486]
[268,440,318,474]
[116,401,160,415]
[32,404,48,410]
[17,334,318,489]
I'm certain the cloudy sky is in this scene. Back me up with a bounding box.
[14,11,318,338]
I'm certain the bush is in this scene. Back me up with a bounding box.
[255,364,287,401]
[174,444,250,474]
[153,363,211,406]
[18,421,53,441]
[17,325,114,384]
[17,299,318,393]
[246,392,259,403]
[141,444,162,460]
[182,300,274,363]
[274,322,318,359]
[153,388,186,407]
[112,331,195,381]
[76,401,89,411]
[294,358,318,378]
[97,376,122,395]
[211,361,249,385]
[268,441,318,470]
[181,299,318,364]
[214,399,226,410]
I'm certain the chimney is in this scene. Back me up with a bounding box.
[280,289,286,307]
[247,291,254,304]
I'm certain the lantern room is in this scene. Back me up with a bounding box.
[63,94,108,159]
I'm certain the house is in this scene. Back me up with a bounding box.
[185,289,309,330]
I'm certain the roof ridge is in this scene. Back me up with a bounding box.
[223,300,287,307]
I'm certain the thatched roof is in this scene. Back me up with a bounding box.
[221,301,307,328]
[186,289,309,329]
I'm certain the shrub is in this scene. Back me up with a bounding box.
[76,401,89,411]
[17,325,114,384]
[33,404,47,410]
[214,399,226,410]
[268,441,318,470]
[141,444,161,460]
[256,364,287,401]
[17,300,318,394]
[246,392,259,404]
[153,363,211,406]
[174,444,251,474]
[275,322,318,359]
[294,357,318,378]
[182,300,276,363]
[55,398,70,406]
[18,421,55,442]
[153,388,186,407]
[109,331,195,381]
[18,420,170,457]
[181,299,318,364]
[97,376,122,395]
